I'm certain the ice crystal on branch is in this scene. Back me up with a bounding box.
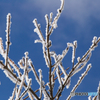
[0,0,100,100]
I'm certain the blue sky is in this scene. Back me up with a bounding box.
[0,0,100,100]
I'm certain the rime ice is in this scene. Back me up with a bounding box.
[0,0,100,100]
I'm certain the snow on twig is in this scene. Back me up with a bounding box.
[38,69,43,99]
[71,37,100,74]
[0,38,5,58]
[16,52,29,99]
[70,52,92,77]
[5,13,11,67]
[19,80,32,100]
[67,41,77,67]
[56,67,63,88]
[49,0,64,35]
[28,59,40,84]
[9,58,22,77]
[45,14,49,36]
[66,64,92,100]
[0,31,21,77]
[49,12,53,26]
[33,19,45,42]
[51,0,64,29]
[0,57,39,100]
[8,80,18,100]
[1,0,100,100]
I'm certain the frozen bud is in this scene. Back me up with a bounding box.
[98,37,100,41]
[28,59,32,64]
[92,36,97,44]
[38,24,41,28]
[50,51,55,57]
[6,13,11,24]
[73,41,77,48]
[34,28,38,33]
[6,13,11,34]
[77,57,80,62]
[5,41,11,46]
[50,12,53,19]
[24,52,29,58]
[57,9,62,13]
[45,14,48,18]
[18,59,22,65]
[7,13,11,20]
[86,64,92,70]
[47,40,52,48]
[34,40,37,43]
[67,43,70,47]
[34,39,42,43]
[67,42,73,47]
[47,82,50,88]
[53,23,57,29]
[38,69,42,73]
[33,18,37,25]
[45,14,49,23]
[50,12,53,25]
[18,60,24,69]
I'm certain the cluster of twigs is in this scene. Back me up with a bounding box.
[0,0,100,100]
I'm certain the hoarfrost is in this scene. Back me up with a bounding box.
[0,0,100,100]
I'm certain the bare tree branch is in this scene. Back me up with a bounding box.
[0,0,100,100]
[5,13,11,67]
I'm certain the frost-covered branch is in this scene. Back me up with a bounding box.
[5,13,11,67]
[16,52,29,99]
[28,59,40,83]
[0,38,5,58]
[38,69,43,99]
[67,41,77,67]
[0,33,21,77]
[66,64,92,100]
[0,0,100,100]
[8,81,18,100]
[54,36,100,99]
[49,0,64,33]
[0,57,40,100]
[33,19,45,42]
[33,0,65,99]
[88,96,92,100]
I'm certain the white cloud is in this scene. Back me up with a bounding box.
[22,0,100,25]
[64,0,100,24]
[18,0,100,47]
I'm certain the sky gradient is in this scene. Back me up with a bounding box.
[0,0,100,100]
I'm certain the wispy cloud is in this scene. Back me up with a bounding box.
[64,0,100,24]
[19,0,100,43]
[21,0,100,24]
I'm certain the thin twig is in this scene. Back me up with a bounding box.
[5,13,11,67]
[23,67,69,100]
[66,64,92,100]
[0,61,40,100]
